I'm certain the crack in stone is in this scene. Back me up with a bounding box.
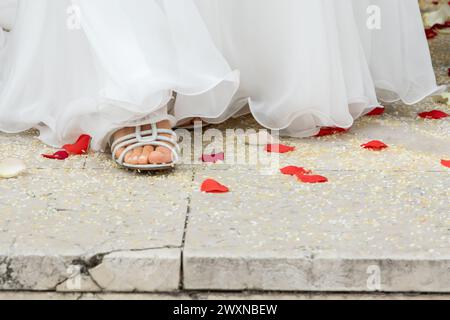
[1,243,182,293]
[179,168,196,290]
[53,276,72,291]
[75,293,84,300]
[71,256,103,276]
[54,245,182,292]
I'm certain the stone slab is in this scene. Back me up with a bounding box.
[88,248,181,292]
[0,33,448,295]
[0,168,191,291]
[0,292,448,300]
[184,168,450,292]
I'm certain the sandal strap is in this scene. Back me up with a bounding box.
[112,135,179,162]
[112,134,179,154]
[111,125,177,151]
[111,125,180,165]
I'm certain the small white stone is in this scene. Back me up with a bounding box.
[0,158,27,179]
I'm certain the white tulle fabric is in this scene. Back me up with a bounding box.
[0,0,16,30]
[0,0,445,146]
[190,0,445,137]
[0,0,238,150]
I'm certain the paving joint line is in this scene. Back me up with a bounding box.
[178,167,196,290]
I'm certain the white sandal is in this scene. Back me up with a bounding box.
[110,124,180,171]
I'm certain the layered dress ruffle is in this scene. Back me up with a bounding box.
[0,0,239,150]
[189,0,445,137]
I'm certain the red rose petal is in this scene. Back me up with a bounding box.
[201,179,229,194]
[418,110,449,120]
[42,150,70,161]
[425,28,438,39]
[280,166,312,176]
[296,174,328,184]
[361,140,389,151]
[63,134,92,155]
[265,144,295,154]
[441,160,450,168]
[367,107,385,116]
[200,152,225,164]
[434,21,450,30]
[316,127,347,137]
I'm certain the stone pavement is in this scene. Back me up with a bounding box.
[0,35,449,296]
[0,292,449,300]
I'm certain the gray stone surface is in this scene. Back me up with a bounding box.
[88,249,181,292]
[182,35,450,293]
[0,291,448,300]
[56,274,102,293]
[0,33,448,294]
[0,130,86,170]
[78,292,450,300]
[0,167,191,291]
[184,169,450,292]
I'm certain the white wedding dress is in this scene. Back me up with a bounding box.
[0,0,238,150]
[190,0,445,137]
[0,0,16,30]
[1,0,445,146]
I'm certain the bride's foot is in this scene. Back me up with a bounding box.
[113,120,175,165]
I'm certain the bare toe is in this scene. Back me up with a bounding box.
[115,147,125,160]
[148,151,167,164]
[112,127,135,164]
[124,151,134,164]
[127,147,144,165]
[149,147,173,164]
[115,121,176,167]
[139,146,154,165]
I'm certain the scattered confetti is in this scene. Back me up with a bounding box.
[42,150,70,160]
[361,140,389,151]
[201,179,230,194]
[0,159,27,179]
[265,144,295,154]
